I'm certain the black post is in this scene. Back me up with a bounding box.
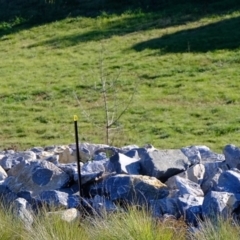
[74,115,82,198]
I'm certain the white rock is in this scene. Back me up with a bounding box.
[0,165,7,180]
[47,208,80,223]
[166,164,205,185]
[6,160,69,196]
[166,176,204,197]
[58,147,76,163]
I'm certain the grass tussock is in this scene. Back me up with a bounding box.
[2,203,240,239]
[0,204,188,240]
[0,206,28,240]
[33,205,187,240]
[86,206,187,240]
[190,216,240,240]
[29,211,89,240]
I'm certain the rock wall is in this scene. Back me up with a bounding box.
[0,143,240,226]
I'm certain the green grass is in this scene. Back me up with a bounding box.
[29,210,89,240]
[85,205,186,240]
[191,216,240,240]
[1,203,240,240]
[0,205,28,239]
[0,204,187,240]
[1,1,240,152]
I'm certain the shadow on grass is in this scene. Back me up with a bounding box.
[27,14,158,48]
[1,0,240,40]
[132,16,240,53]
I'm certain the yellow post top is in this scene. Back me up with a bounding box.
[73,115,78,121]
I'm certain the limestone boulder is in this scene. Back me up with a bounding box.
[78,159,114,184]
[82,159,107,173]
[139,149,191,181]
[227,194,240,213]
[93,152,107,161]
[91,195,118,214]
[69,143,111,163]
[123,149,140,160]
[0,151,36,170]
[67,194,81,209]
[43,154,59,164]
[0,185,18,207]
[149,197,180,218]
[6,160,70,196]
[121,145,139,152]
[203,160,228,181]
[181,146,201,165]
[181,145,225,164]
[166,164,205,185]
[103,174,169,204]
[202,191,233,218]
[186,164,205,184]
[0,165,7,181]
[57,162,79,179]
[201,167,222,194]
[47,208,81,223]
[216,169,240,193]
[27,147,43,160]
[79,171,104,185]
[197,145,225,162]
[166,176,204,197]
[200,157,228,194]
[58,161,108,185]
[109,153,141,175]
[12,198,34,227]
[177,194,203,224]
[224,144,240,169]
[58,147,76,164]
[37,190,69,208]
[17,190,42,213]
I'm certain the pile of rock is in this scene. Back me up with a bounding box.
[0,142,240,226]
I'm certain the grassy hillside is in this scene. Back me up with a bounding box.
[0,0,240,152]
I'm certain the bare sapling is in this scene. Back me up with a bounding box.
[75,49,138,146]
